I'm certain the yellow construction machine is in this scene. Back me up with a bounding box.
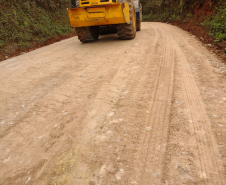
[68,0,142,43]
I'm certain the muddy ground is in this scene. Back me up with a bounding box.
[0,22,226,185]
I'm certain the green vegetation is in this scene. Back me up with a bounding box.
[142,0,225,45]
[141,0,186,22]
[142,0,209,22]
[202,2,226,43]
[0,0,74,57]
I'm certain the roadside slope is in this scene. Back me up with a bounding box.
[0,0,74,61]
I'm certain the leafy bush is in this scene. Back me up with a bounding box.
[170,14,180,21]
[186,13,193,18]
[202,2,226,43]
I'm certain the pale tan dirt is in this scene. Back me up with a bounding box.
[0,22,226,185]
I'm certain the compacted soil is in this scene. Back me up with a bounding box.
[0,22,226,185]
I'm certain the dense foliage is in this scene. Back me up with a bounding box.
[202,2,226,43]
[141,0,226,43]
[0,0,74,55]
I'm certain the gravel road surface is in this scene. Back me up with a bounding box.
[1,22,226,185]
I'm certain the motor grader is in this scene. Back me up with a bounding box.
[68,0,142,43]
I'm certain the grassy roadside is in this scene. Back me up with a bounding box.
[0,0,75,61]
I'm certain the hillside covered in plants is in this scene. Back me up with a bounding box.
[0,0,74,60]
[141,0,226,52]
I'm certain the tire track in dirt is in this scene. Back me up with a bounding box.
[160,23,225,184]
[131,24,175,185]
[172,39,224,184]
[60,23,176,185]
[0,39,134,185]
[94,24,164,185]
[48,24,162,185]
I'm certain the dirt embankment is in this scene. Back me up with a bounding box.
[170,19,226,63]
[170,0,226,63]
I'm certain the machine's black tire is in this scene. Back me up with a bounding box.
[116,3,136,40]
[75,26,99,43]
[136,20,141,31]
[71,0,76,8]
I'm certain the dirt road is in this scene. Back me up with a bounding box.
[0,22,226,185]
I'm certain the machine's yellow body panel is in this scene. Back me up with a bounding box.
[87,7,106,18]
[68,3,130,27]
[79,0,116,7]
